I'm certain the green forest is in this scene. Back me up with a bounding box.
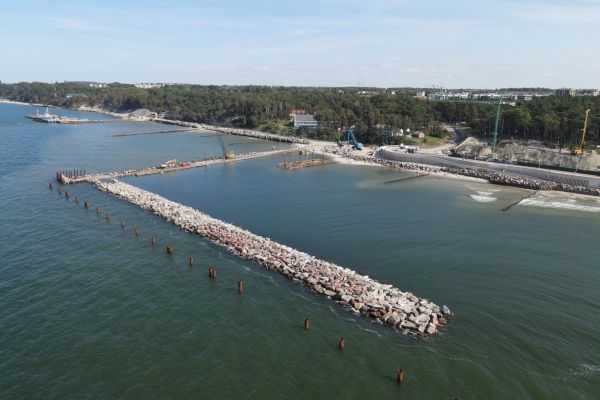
[1,82,599,148]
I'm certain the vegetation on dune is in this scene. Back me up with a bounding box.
[1,82,599,148]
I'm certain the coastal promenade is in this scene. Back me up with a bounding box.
[324,146,600,196]
[95,179,451,336]
[377,146,600,190]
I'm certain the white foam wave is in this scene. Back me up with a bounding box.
[519,198,600,213]
[466,185,500,192]
[571,363,600,378]
[476,191,494,196]
[470,195,497,203]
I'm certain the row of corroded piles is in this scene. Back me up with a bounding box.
[323,146,600,196]
[56,170,86,184]
[52,180,408,383]
[94,179,452,337]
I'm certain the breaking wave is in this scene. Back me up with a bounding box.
[571,363,600,378]
[519,198,600,213]
[470,195,497,203]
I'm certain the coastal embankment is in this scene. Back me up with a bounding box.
[323,146,600,197]
[95,179,452,337]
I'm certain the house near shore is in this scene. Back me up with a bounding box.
[375,124,403,137]
[412,131,426,138]
[293,114,318,129]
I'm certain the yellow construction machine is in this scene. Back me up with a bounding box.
[571,109,591,155]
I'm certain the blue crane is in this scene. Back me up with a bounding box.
[341,129,363,150]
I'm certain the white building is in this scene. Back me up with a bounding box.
[293,114,318,129]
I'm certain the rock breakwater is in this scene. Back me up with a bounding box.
[152,117,309,144]
[95,179,451,337]
[59,147,304,184]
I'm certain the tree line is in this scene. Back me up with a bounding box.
[1,82,598,147]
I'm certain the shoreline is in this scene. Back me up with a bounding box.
[318,149,489,184]
[321,146,600,197]
[0,98,31,106]
[7,98,597,197]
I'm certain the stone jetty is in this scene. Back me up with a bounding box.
[151,117,309,144]
[95,179,451,337]
[58,147,306,184]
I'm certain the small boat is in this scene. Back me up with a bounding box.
[25,108,59,123]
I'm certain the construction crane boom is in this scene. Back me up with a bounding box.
[217,133,235,159]
[571,109,592,155]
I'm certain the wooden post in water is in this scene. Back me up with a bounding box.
[84,201,89,209]
[338,337,345,350]
[120,219,125,230]
[166,245,174,255]
[49,182,53,190]
[150,236,156,246]
[188,256,194,267]
[96,207,100,215]
[75,196,79,205]
[304,319,310,331]
[238,280,243,294]
[134,227,140,237]
[105,211,110,221]
[396,368,404,384]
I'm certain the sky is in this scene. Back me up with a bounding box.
[1,0,599,88]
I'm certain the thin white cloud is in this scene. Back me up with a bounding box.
[46,17,115,31]
[515,2,600,23]
[287,28,323,37]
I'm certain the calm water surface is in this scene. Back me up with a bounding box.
[1,102,599,399]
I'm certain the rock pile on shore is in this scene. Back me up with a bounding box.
[95,179,451,337]
[153,117,309,144]
[323,146,600,197]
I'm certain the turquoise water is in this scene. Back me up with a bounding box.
[1,102,599,399]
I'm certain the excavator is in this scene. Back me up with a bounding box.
[571,109,592,155]
[217,133,235,159]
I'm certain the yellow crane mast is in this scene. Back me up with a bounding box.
[571,109,591,155]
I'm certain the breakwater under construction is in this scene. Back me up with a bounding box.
[95,179,451,336]
[57,147,306,184]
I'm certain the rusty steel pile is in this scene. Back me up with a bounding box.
[93,179,452,337]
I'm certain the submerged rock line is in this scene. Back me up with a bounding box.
[95,179,451,337]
